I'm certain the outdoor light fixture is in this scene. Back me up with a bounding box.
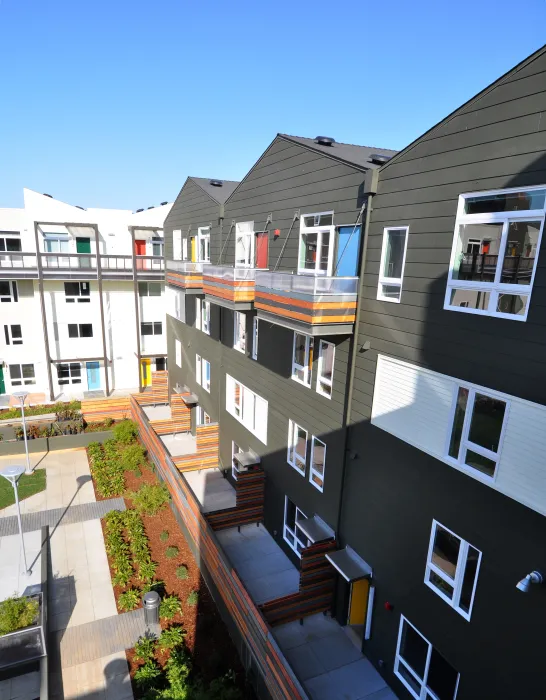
[0,464,30,576]
[12,391,31,474]
[516,571,543,593]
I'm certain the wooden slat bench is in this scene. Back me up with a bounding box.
[81,397,131,422]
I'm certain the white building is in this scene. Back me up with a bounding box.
[0,189,172,402]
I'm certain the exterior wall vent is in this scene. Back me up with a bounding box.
[315,136,335,146]
[210,179,223,187]
[370,153,391,165]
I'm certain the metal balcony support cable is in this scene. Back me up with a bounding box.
[332,203,365,277]
[218,220,235,264]
[273,210,300,271]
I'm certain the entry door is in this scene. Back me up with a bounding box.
[86,362,101,390]
[0,367,5,394]
[255,232,269,269]
[76,237,91,254]
[135,239,147,255]
[190,237,197,262]
[336,226,361,277]
[141,358,152,387]
[348,578,369,627]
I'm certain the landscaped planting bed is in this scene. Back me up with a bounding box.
[89,421,252,699]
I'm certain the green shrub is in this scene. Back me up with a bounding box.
[127,483,170,516]
[175,565,188,580]
[191,671,242,700]
[138,560,158,583]
[157,626,186,651]
[141,579,165,595]
[165,546,179,560]
[134,659,162,690]
[159,595,182,620]
[186,591,198,607]
[133,635,157,663]
[164,647,191,694]
[0,595,39,636]
[160,530,169,542]
[118,588,141,612]
[120,444,146,474]
[113,419,139,444]
[88,440,125,498]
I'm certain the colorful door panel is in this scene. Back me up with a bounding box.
[0,367,5,394]
[141,358,151,387]
[86,362,101,390]
[135,239,147,256]
[256,232,269,269]
[76,237,91,254]
[348,578,369,626]
[336,225,361,277]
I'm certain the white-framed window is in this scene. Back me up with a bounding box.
[309,436,326,492]
[0,281,18,302]
[316,340,334,398]
[425,520,481,621]
[182,238,188,261]
[195,298,202,330]
[444,185,546,321]
[226,374,268,444]
[195,299,210,334]
[64,281,90,303]
[173,230,182,260]
[196,406,211,426]
[395,616,460,700]
[233,311,246,353]
[152,237,163,257]
[4,324,22,346]
[202,359,211,392]
[235,221,254,268]
[292,332,313,387]
[231,441,243,480]
[9,364,35,386]
[287,420,307,475]
[298,211,334,276]
[251,317,259,360]
[57,362,82,386]
[196,354,202,385]
[377,226,409,303]
[44,236,69,253]
[446,385,508,480]
[197,226,211,263]
[283,497,309,558]
[0,235,21,252]
[141,321,162,336]
[68,323,93,338]
[138,282,162,297]
[175,339,182,368]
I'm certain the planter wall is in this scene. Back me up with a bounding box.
[0,431,113,456]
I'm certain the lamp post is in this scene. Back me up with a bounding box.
[12,391,31,475]
[0,465,30,576]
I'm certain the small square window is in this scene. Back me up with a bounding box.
[0,281,18,302]
[9,363,35,386]
[4,324,22,345]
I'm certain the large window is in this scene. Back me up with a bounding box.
[446,386,507,480]
[4,324,22,345]
[298,211,334,275]
[138,282,161,297]
[9,364,35,386]
[68,323,93,338]
[292,333,313,387]
[287,420,307,475]
[283,497,309,557]
[64,281,90,302]
[0,281,18,302]
[226,374,268,444]
[377,227,409,302]
[235,222,254,268]
[233,312,246,353]
[316,340,334,398]
[0,235,22,252]
[309,436,326,492]
[425,521,481,621]
[44,236,69,253]
[395,616,459,700]
[445,186,546,321]
[197,227,210,263]
[57,363,82,386]
[141,322,162,336]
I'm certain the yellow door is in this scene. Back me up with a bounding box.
[141,358,151,387]
[348,578,369,626]
[190,237,196,262]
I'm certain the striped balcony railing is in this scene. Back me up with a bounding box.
[203,265,255,309]
[165,260,203,292]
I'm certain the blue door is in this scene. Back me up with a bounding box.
[86,362,100,390]
[336,225,361,276]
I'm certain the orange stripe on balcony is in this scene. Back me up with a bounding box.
[255,301,356,324]
[255,290,357,311]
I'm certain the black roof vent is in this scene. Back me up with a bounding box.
[209,179,223,187]
[147,206,155,209]
[43,193,53,198]
[370,153,391,165]
[161,201,168,206]
[136,208,144,212]
[315,136,335,146]
[75,205,85,210]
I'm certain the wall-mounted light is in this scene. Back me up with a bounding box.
[516,570,543,593]
[274,229,281,239]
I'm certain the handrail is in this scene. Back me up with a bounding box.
[256,270,358,295]
[41,253,96,269]
[205,265,256,281]
[166,260,203,273]
[0,252,38,268]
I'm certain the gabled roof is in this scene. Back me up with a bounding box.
[189,177,239,204]
[279,134,397,171]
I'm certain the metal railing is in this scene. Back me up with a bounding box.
[41,253,96,269]
[135,255,164,271]
[166,260,203,273]
[0,252,38,269]
[205,265,256,282]
[256,270,358,295]
[101,255,133,271]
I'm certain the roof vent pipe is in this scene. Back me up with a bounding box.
[210,179,223,187]
[161,201,168,205]
[147,206,155,209]
[315,136,335,146]
[370,153,391,165]
[43,193,53,198]
[136,208,144,212]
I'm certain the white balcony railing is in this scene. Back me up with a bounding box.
[0,252,38,269]
[255,270,358,295]
[166,260,203,274]
[205,265,256,281]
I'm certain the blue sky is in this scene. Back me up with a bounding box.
[0,0,545,210]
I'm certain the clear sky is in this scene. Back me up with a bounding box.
[1,0,545,210]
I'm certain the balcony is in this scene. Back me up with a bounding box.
[165,260,203,293]
[203,265,255,310]
[0,252,39,279]
[255,271,358,335]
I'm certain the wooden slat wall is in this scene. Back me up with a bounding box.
[81,397,131,422]
[173,422,219,472]
[170,393,191,432]
[129,396,307,700]
[206,468,265,531]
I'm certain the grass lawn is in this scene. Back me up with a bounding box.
[0,469,47,509]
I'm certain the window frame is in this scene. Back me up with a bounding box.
[57,362,82,386]
[4,324,22,346]
[197,226,211,263]
[140,321,162,336]
[175,339,182,368]
[395,615,460,700]
[182,238,188,261]
[309,436,326,492]
[233,311,246,353]
[251,317,259,360]
[0,280,18,303]
[64,281,90,303]
[9,363,35,387]
[377,226,409,303]
[444,185,546,322]
[202,359,211,392]
[298,211,335,276]
[0,235,22,252]
[283,496,309,558]
[226,374,268,444]
[291,332,314,387]
[201,300,210,335]
[287,420,308,475]
[68,323,93,339]
[424,520,482,621]
[235,222,255,268]
[316,339,335,398]
[196,354,202,386]
[138,282,162,297]
[445,384,509,482]
[231,441,243,481]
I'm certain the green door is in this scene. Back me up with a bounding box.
[76,237,91,253]
[0,367,5,395]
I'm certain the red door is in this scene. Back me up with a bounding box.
[135,239,146,255]
[256,232,269,269]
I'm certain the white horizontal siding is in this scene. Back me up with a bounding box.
[372,354,546,518]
